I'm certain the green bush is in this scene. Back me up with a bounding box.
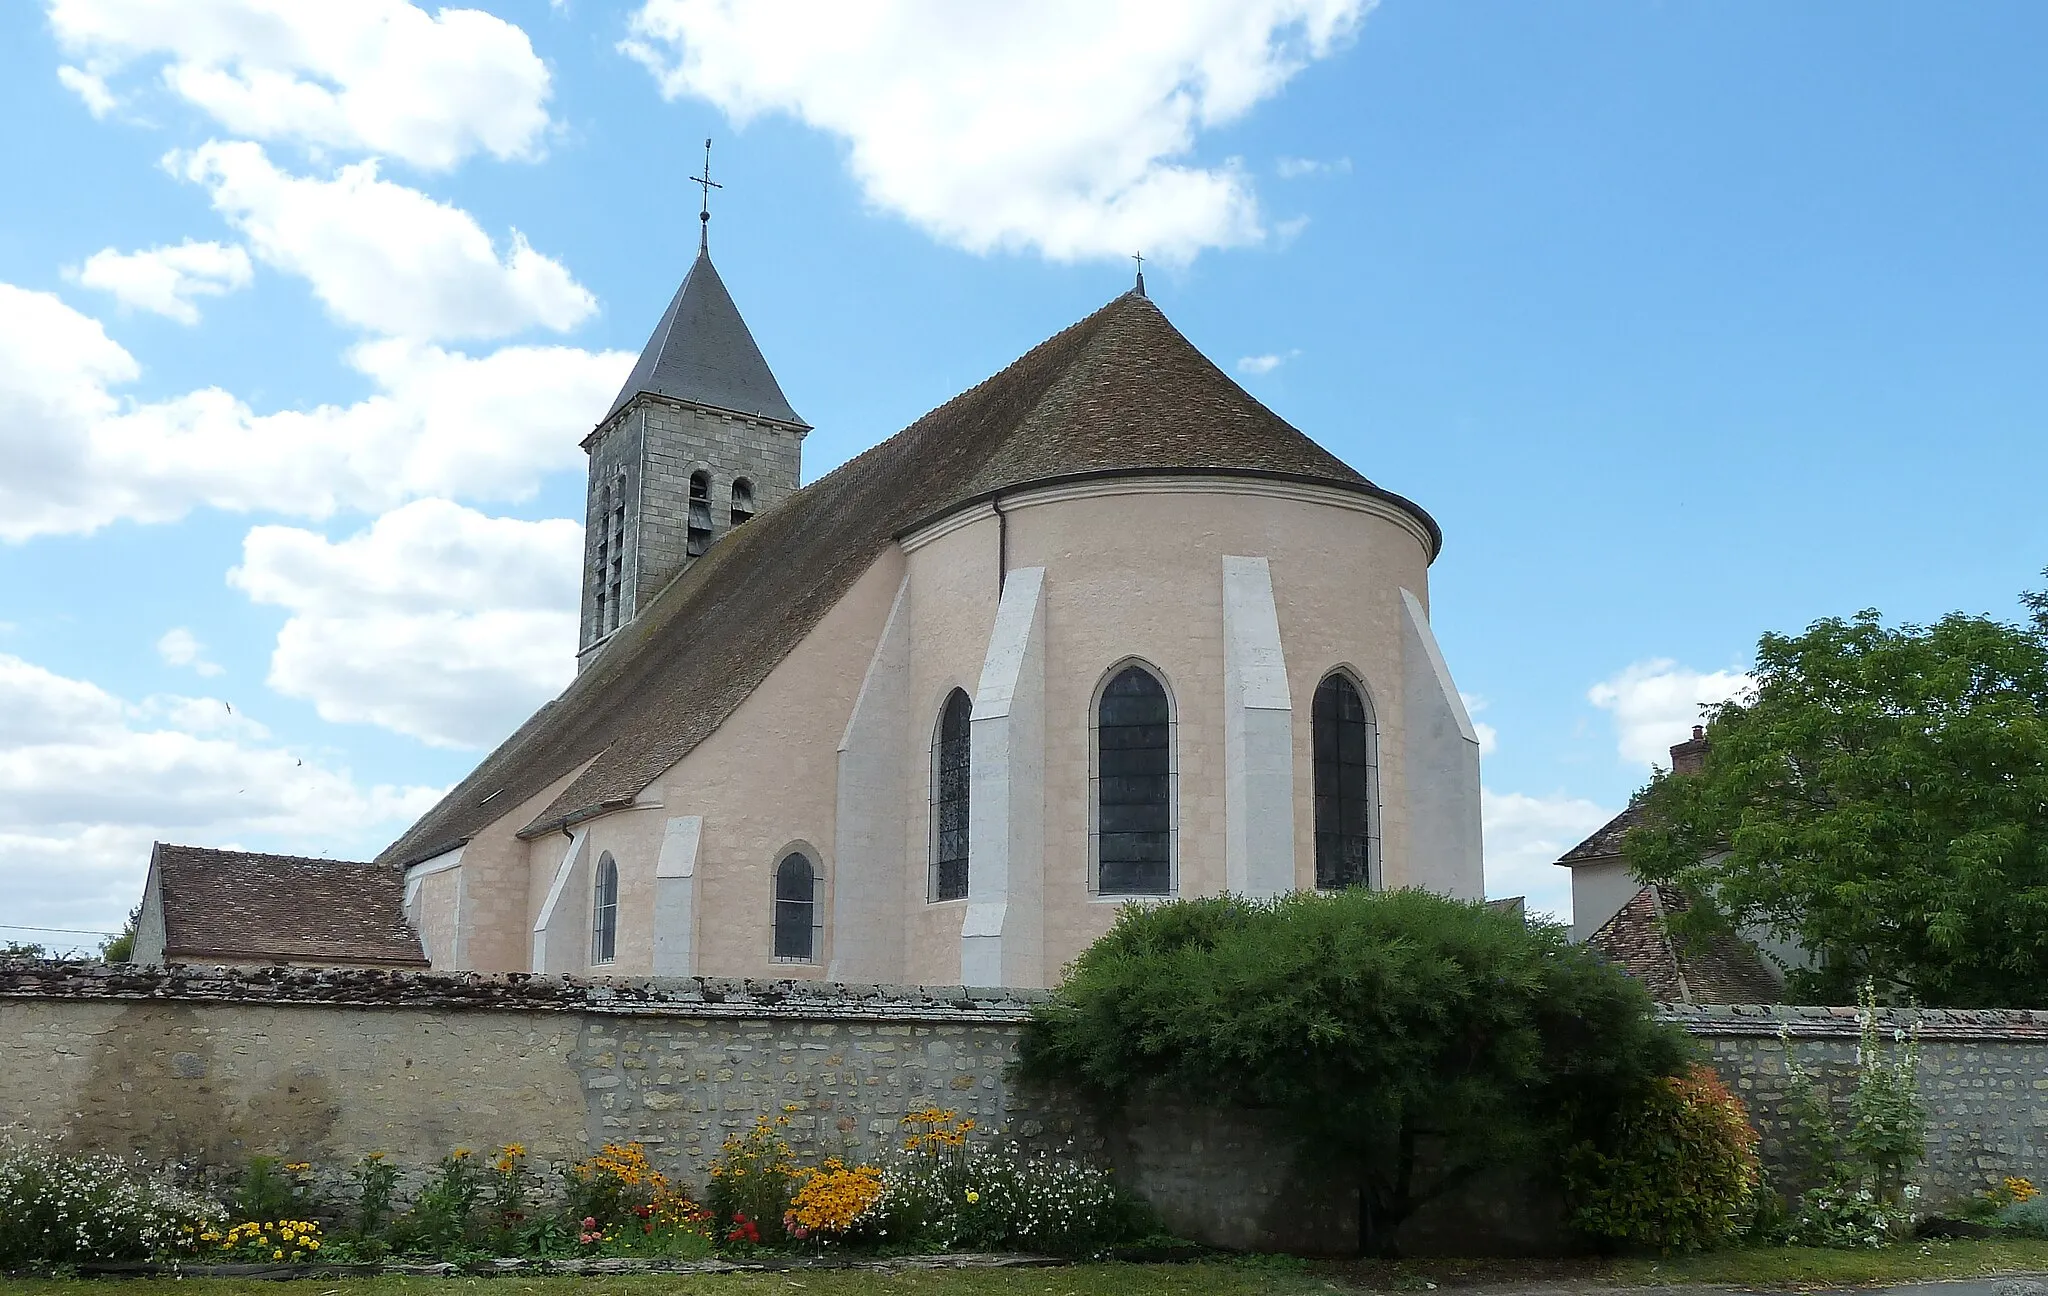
[1996,1197,2048,1238]
[1564,1063,1762,1252]
[1022,888,1694,1255]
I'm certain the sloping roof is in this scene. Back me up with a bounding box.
[152,843,428,966]
[599,250,805,428]
[1586,884,1780,1004]
[1558,801,1646,866]
[380,289,1441,869]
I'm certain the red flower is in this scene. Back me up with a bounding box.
[582,1217,597,1230]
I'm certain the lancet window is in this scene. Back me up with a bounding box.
[1312,672,1380,890]
[930,689,972,902]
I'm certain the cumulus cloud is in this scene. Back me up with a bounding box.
[1236,349,1299,375]
[1275,155,1350,178]
[1588,658,1753,770]
[174,141,594,342]
[70,240,253,324]
[156,627,224,677]
[47,0,553,170]
[622,0,1368,261]
[0,281,631,541]
[1481,787,1617,925]
[231,500,581,748]
[56,64,118,117]
[1460,692,1498,757]
[0,651,441,938]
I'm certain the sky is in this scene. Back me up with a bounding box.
[4,0,2047,952]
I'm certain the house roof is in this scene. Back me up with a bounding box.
[1586,884,1780,1004]
[1557,801,1646,866]
[597,250,805,429]
[379,289,1442,869]
[152,843,428,966]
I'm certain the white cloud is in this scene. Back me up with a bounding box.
[0,651,441,939]
[174,141,594,342]
[70,240,253,324]
[56,64,118,117]
[231,500,580,749]
[1236,349,1299,375]
[1482,788,1617,925]
[0,281,631,541]
[156,627,224,677]
[1588,658,1753,770]
[1460,692,1498,757]
[47,0,553,170]
[622,0,1368,262]
[1275,155,1350,179]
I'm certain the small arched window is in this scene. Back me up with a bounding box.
[773,852,819,962]
[1313,672,1379,890]
[1093,663,1175,895]
[687,470,712,557]
[730,477,755,528]
[591,852,619,964]
[930,688,972,901]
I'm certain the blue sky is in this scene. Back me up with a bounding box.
[4,0,2046,950]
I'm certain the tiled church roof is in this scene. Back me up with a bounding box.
[380,289,1440,869]
[153,843,427,966]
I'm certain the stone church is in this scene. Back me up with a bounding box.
[377,235,1485,988]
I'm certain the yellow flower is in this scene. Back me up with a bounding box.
[272,1250,284,1260]
[308,1240,320,1251]
[965,1190,980,1204]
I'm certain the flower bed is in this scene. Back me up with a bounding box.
[0,1109,1151,1273]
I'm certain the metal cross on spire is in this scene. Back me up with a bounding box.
[1132,250,1146,297]
[692,138,722,254]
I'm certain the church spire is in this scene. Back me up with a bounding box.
[692,137,720,257]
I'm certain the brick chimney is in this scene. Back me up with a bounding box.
[1669,724,1709,775]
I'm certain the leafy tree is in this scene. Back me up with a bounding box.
[1627,579,2048,1007]
[100,906,140,964]
[1,941,47,959]
[1020,888,1692,1255]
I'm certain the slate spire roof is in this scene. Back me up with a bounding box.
[381,289,1441,869]
[599,249,805,429]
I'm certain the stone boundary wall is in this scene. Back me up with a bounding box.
[5,961,2048,1253]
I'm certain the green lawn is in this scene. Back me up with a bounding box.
[8,1240,2048,1295]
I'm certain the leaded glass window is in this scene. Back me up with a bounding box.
[1093,664,1174,895]
[1313,673,1379,890]
[930,688,971,901]
[773,852,817,962]
[591,852,619,964]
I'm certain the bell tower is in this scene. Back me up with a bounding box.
[577,143,808,667]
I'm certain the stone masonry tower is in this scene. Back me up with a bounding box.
[577,235,808,667]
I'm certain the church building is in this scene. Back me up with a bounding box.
[379,225,1486,988]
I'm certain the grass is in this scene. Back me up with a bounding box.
[7,1240,2048,1294]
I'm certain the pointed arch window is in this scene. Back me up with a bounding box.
[591,852,619,964]
[773,851,819,962]
[604,475,625,632]
[930,688,972,902]
[730,477,755,528]
[1313,672,1380,890]
[687,471,712,557]
[1092,663,1176,896]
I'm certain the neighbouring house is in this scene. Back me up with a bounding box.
[1555,727,1782,1001]
[131,843,427,970]
[372,221,1487,987]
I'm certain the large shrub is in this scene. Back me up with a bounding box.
[1564,1063,1762,1252]
[0,1137,223,1269]
[1021,888,1693,1255]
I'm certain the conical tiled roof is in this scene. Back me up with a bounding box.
[600,250,804,428]
[381,291,1439,868]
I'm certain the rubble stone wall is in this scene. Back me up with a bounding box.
[5,963,2047,1253]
